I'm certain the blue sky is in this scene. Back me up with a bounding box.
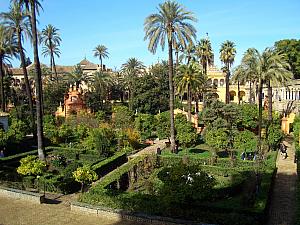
[1,0,300,70]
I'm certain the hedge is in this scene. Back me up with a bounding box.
[91,151,127,177]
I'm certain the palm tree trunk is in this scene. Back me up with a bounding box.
[17,30,36,139]
[0,57,5,111]
[175,51,179,68]
[249,81,252,103]
[225,66,230,104]
[100,57,103,71]
[267,80,272,122]
[195,93,199,114]
[30,2,45,161]
[49,55,53,80]
[168,40,176,153]
[238,81,240,104]
[187,84,191,122]
[258,77,263,153]
[52,56,58,82]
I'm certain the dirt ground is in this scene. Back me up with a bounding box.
[0,195,147,225]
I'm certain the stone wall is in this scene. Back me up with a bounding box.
[0,187,45,204]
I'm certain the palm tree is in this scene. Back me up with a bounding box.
[195,37,214,107]
[179,42,196,65]
[196,38,214,76]
[41,24,61,80]
[68,64,92,88]
[90,71,113,109]
[93,45,109,71]
[42,42,61,81]
[1,3,36,134]
[144,0,197,152]
[263,48,292,122]
[121,57,145,111]
[175,61,204,121]
[14,0,45,160]
[0,25,19,111]
[238,48,292,152]
[220,40,236,104]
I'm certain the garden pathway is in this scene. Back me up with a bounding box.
[0,195,147,225]
[268,136,297,225]
[129,139,168,158]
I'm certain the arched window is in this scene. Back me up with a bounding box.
[220,79,225,87]
[213,79,218,87]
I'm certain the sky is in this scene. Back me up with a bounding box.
[1,0,300,70]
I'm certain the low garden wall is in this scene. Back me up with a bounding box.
[0,186,45,204]
[71,201,208,225]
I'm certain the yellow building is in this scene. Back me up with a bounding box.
[206,65,248,104]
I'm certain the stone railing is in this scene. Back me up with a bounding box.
[0,186,45,204]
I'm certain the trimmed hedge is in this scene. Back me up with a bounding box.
[91,152,127,177]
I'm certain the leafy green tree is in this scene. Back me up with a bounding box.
[132,72,168,114]
[267,123,283,150]
[239,103,258,130]
[17,155,46,176]
[7,118,27,143]
[220,40,236,104]
[112,105,134,130]
[0,129,8,148]
[205,128,229,154]
[14,0,45,160]
[73,165,98,192]
[175,114,197,147]
[155,111,170,140]
[93,44,109,71]
[41,24,61,80]
[275,39,300,79]
[233,130,257,153]
[144,0,197,152]
[135,113,155,140]
[82,126,115,156]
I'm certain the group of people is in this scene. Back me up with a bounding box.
[241,151,257,161]
[280,143,288,159]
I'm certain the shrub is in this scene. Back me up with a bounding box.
[157,162,216,205]
[17,155,46,176]
[205,128,229,154]
[73,165,98,192]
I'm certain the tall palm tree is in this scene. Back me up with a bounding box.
[0,25,19,111]
[93,45,109,71]
[263,48,292,122]
[238,48,292,152]
[196,38,214,76]
[14,0,45,160]
[1,2,36,135]
[220,40,236,104]
[179,42,196,65]
[41,24,61,80]
[195,37,214,107]
[121,57,145,111]
[67,64,92,88]
[42,42,61,81]
[175,61,204,121]
[144,0,197,152]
